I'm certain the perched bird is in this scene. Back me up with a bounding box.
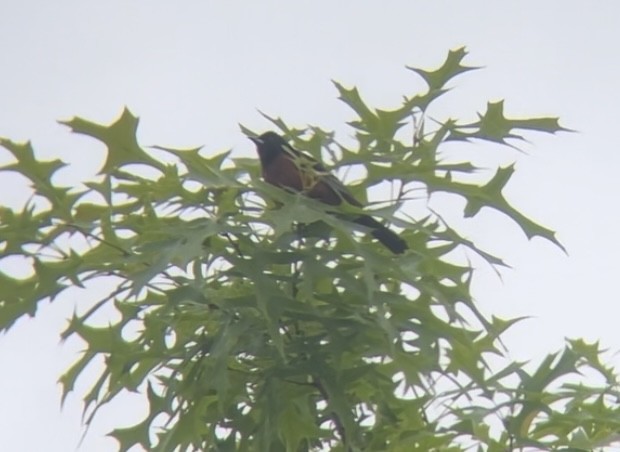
[249,131,407,254]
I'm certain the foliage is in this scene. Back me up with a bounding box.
[1,48,619,451]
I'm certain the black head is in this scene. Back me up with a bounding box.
[249,131,289,166]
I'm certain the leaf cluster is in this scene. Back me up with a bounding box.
[1,48,618,451]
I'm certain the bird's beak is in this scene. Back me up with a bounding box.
[249,136,262,145]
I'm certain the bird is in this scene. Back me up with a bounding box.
[249,131,407,254]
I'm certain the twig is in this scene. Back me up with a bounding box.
[312,376,351,451]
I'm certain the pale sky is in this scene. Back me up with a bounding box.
[1,2,619,451]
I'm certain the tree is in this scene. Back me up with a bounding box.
[1,48,619,451]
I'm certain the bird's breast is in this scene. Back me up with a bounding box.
[263,157,342,205]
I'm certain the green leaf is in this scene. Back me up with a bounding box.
[508,347,581,438]
[60,108,164,174]
[407,47,480,92]
[419,166,565,250]
[0,138,78,216]
[0,270,38,332]
[333,81,378,131]
[0,204,51,255]
[456,100,571,144]
[59,350,97,406]
[109,382,170,452]
[153,144,238,190]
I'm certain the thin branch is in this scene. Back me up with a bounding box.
[312,376,351,451]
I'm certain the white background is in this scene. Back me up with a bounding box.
[0,2,619,451]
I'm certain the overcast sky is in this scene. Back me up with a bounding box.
[1,2,619,451]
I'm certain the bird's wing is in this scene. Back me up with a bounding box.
[280,143,362,207]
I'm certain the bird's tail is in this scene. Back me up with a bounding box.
[354,215,407,254]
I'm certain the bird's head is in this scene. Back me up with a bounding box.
[249,131,289,165]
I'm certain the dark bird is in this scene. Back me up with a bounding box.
[249,131,407,254]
